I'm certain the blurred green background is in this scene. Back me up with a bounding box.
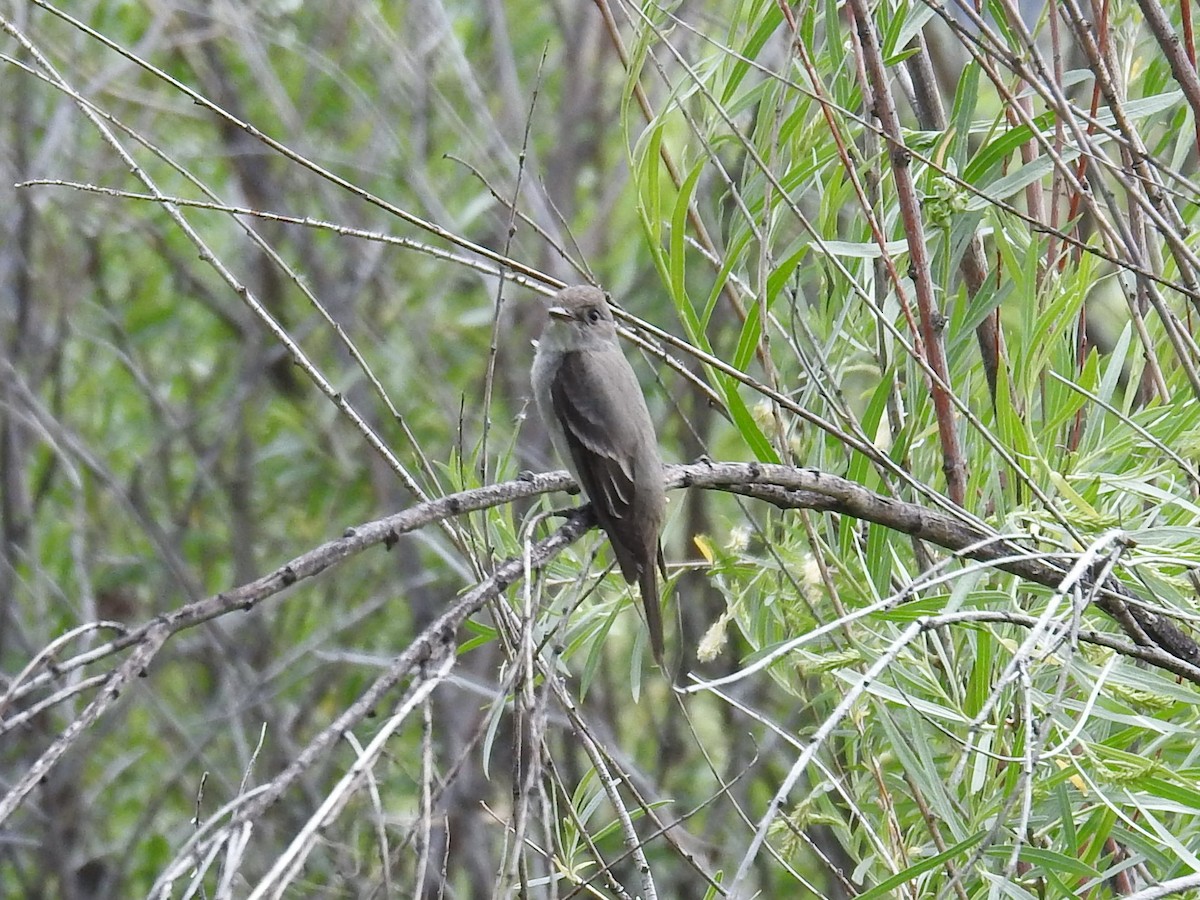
[4,1,1200,897]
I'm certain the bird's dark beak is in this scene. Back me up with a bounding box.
[547,306,571,321]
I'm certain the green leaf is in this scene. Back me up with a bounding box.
[857,832,987,898]
[949,61,981,169]
[865,520,891,594]
[846,369,894,490]
[669,158,706,300]
[720,0,784,105]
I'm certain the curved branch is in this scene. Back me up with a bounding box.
[5,461,1198,829]
[671,462,1200,678]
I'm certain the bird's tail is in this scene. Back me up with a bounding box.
[639,559,664,667]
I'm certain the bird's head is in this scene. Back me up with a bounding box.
[540,285,619,350]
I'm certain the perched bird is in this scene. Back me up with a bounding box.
[531,285,668,664]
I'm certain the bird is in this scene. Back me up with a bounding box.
[530,285,668,664]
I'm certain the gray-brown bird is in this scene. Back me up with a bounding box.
[531,285,668,664]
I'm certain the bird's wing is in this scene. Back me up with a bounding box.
[549,350,647,580]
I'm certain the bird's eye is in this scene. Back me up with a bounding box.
[587,308,602,323]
